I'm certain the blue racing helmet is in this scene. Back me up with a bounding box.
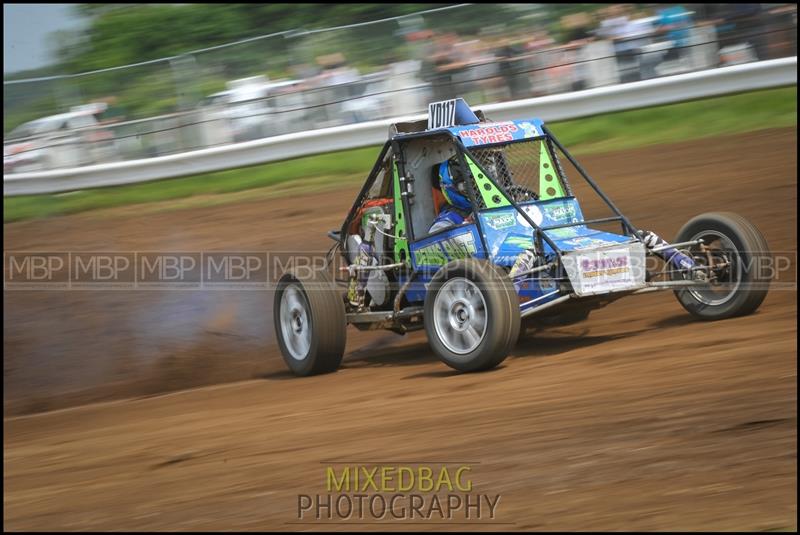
[438,158,471,211]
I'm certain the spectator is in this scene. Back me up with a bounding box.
[316,53,360,97]
[766,4,797,58]
[309,53,362,126]
[597,4,631,43]
[561,11,595,43]
[599,5,657,82]
[624,9,660,80]
[421,33,468,102]
[524,30,556,97]
[655,5,693,62]
[559,12,597,91]
[524,30,555,52]
[495,38,527,100]
[701,4,769,63]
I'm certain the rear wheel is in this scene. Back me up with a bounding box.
[274,268,346,376]
[424,259,520,372]
[672,212,771,320]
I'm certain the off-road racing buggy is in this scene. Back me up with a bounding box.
[274,99,771,375]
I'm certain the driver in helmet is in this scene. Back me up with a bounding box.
[429,156,475,234]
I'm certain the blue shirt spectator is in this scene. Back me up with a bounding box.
[657,5,692,48]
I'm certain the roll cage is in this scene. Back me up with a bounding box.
[335,123,645,271]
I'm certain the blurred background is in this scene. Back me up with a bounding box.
[3,2,797,173]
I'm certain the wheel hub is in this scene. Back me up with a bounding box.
[686,231,741,306]
[450,300,473,330]
[433,277,488,355]
[280,284,311,361]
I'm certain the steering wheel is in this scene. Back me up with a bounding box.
[507,184,538,202]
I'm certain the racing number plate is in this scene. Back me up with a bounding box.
[561,242,646,296]
[428,100,457,129]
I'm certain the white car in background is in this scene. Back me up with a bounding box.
[4,105,117,173]
[198,76,305,143]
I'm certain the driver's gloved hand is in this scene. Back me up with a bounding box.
[510,249,538,278]
[638,230,695,271]
[640,230,665,249]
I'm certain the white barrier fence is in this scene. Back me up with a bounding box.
[3,57,796,197]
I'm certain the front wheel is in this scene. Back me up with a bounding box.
[672,212,771,320]
[274,268,347,376]
[424,259,520,372]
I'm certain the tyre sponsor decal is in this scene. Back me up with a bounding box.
[542,203,577,223]
[484,212,516,230]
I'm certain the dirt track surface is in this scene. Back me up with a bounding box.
[3,128,797,530]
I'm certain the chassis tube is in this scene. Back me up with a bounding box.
[543,125,639,238]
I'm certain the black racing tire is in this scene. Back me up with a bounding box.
[491,262,522,353]
[672,212,771,320]
[273,268,347,376]
[424,258,520,372]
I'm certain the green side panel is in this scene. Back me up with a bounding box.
[539,142,566,200]
[464,155,511,208]
[392,163,410,263]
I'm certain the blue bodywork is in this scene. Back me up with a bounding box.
[401,197,634,307]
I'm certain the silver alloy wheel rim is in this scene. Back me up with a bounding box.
[433,277,488,355]
[687,230,742,306]
[279,283,311,360]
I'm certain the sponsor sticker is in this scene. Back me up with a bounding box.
[459,122,519,145]
[543,203,577,223]
[414,232,477,266]
[484,212,516,230]
[518,121,540,138]
[562,237,616,250]
[562,243,646,296]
